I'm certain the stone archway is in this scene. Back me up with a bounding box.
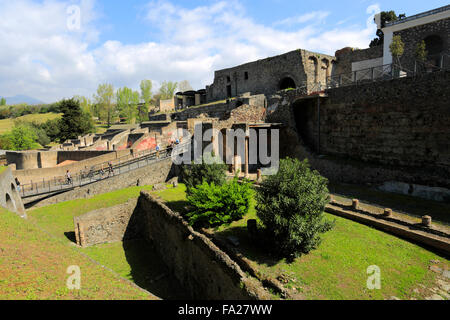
[279,77,296,90]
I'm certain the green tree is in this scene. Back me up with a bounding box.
[8,125,40,150]
[182,153,228,195]
[159,81,178,100]
[0,97,6,106]
[94,83,115,127]
[140,80,152,122]
[370,11,405,47]
[256,158,334,258]
[390,35,405,68]
[58,99,94,142]
[74,95,92,115]
[415,40,428,62]
[178,80,193,92]
[186,178,254,228]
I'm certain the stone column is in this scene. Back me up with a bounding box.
[245,136,249,178]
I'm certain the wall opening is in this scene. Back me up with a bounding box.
[226,85,232,98]
[244,72,249,80]
[279,77,296,90]
[5,193,15,212]
[424,34,444,56]
[309,56,319,84]
[292,99,317,152]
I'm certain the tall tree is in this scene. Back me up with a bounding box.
[178,80,193,92]
[0,97,6,106]
[94,83,115,127]
[140,80,152,123]
[159,81,178,100]
[58,99,94,142]
[390,35,405,67]
[73,95,92,115]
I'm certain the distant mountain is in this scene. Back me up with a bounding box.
[1,95,46,105]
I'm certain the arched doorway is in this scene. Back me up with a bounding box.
[292,99,317,152]
[279,77,296,90]
[424,35,444,66]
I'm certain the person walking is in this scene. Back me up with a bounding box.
[108,162,114,177]
[66,170,72,184]
[156,144,160,158]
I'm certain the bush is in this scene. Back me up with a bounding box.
[186,178,253,228]
[182,153,227,195]
[256,158,334,258]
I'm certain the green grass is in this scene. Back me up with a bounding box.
[24,184,187,299]
[0,208,154,300]
[0,113,61,134]
[0,166,7,175]
[28,185,155,240]
[159,186,449,300]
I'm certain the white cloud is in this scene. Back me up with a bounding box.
[0,0,379,103]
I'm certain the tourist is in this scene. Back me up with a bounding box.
[156,144,160,158]
[66,170,72,184]
[108,162,114,177]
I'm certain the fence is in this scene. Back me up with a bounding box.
[19,141,191,198]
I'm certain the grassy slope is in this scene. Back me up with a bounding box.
[26,184,185,299]
[0,113,61,134]
[0,208,153,300]
[159,186,449,300]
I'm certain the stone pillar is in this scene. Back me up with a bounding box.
[422,215,432,227]
[244,136,249,178]
[384,208,392,217]
[352,199,359,210]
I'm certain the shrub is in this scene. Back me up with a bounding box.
[186,178,253,228]
[182,153,227,195]
[256,158,334,258]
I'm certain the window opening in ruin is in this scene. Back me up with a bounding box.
[244,72,249,80]
[424,34,444,56]
[226,85,232,98]
[227,76,231,83]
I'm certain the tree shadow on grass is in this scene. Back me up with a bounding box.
[122,239,189,300]
[122,202,190,300]
[214,226,286,268]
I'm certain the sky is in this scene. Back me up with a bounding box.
[0,0,447,103]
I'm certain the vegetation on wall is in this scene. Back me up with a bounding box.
[370,11,406,48]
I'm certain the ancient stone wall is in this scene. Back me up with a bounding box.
[137,192,269,300]
[395,17,450,72]
[25,157,176,207]
[207,49,335,102]
[74,199,141,247]
[333,46,384,75]
[0,167,26,217]
[14,150,131,185]
[269,70,450,189]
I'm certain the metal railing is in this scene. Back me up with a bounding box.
[19,141,191,199]
[385,5,450,27]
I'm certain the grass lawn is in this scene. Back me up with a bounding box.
[158,185,449,300]
[0,208,154,300]
[0,113,61,134]
[24,184,187,299]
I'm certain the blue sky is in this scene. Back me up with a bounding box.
[0,0,447,102]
